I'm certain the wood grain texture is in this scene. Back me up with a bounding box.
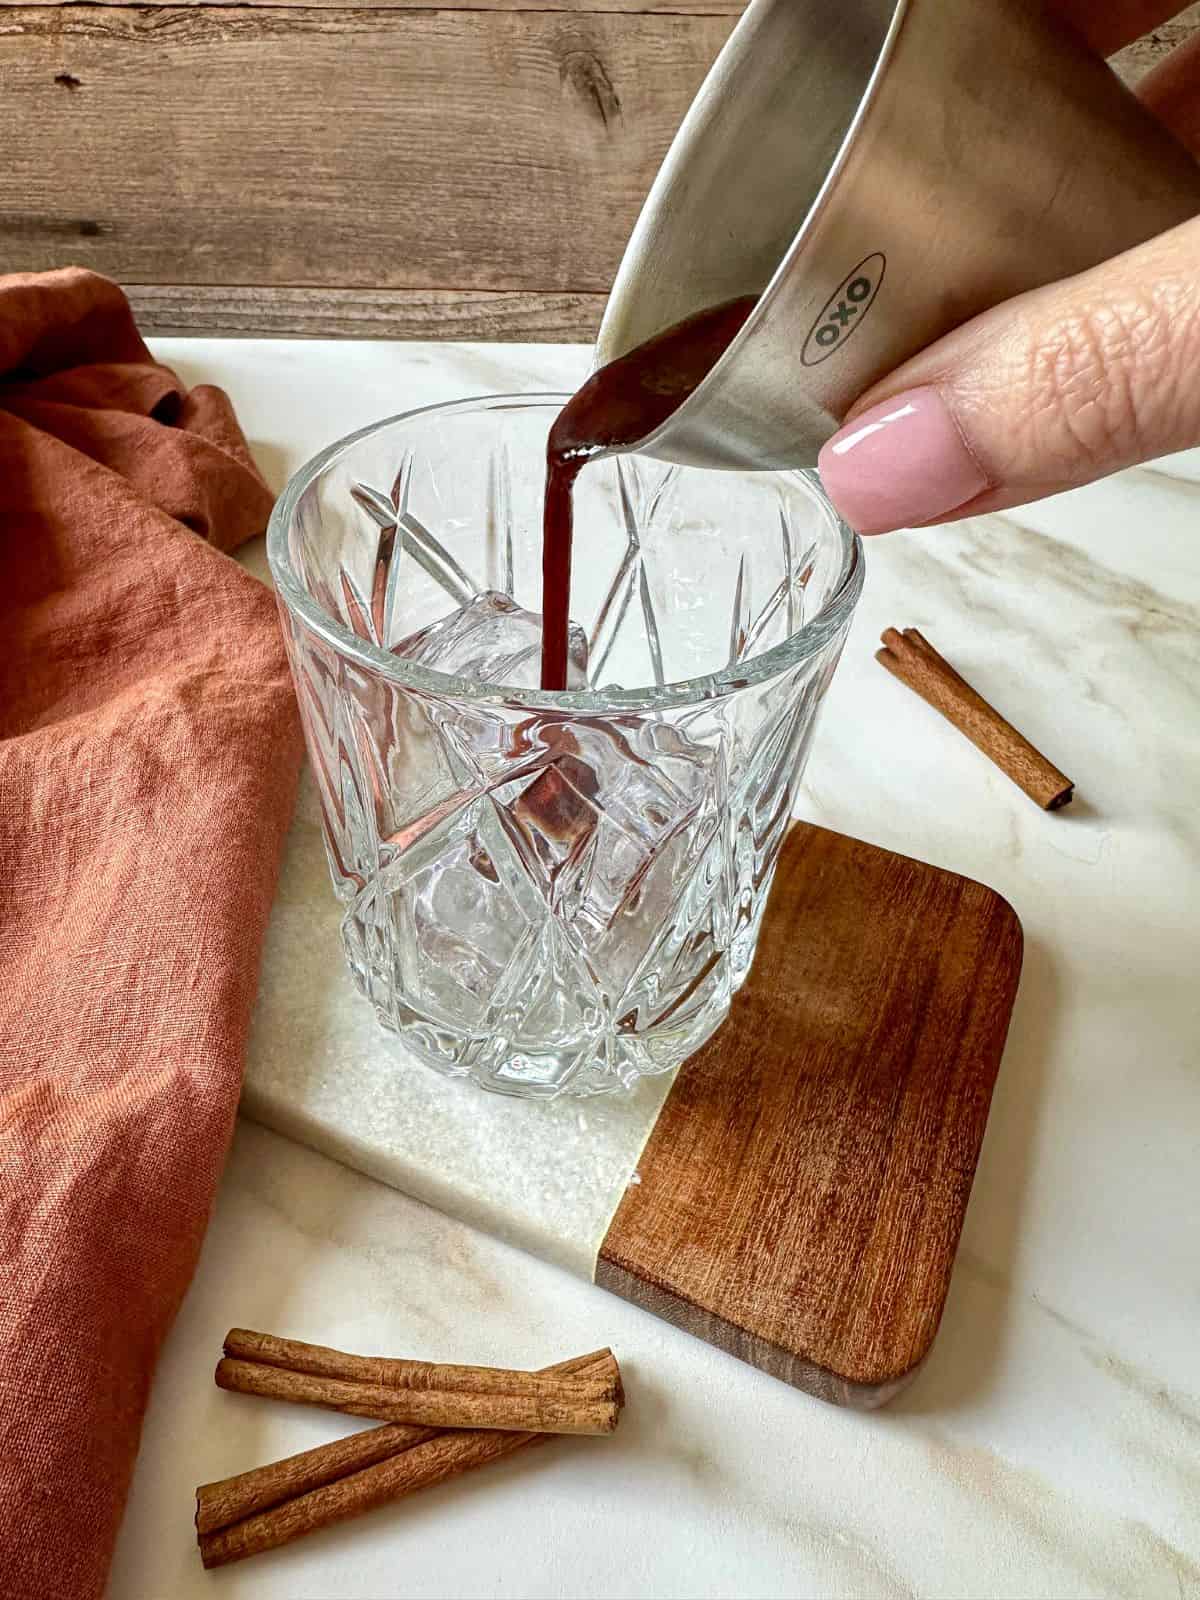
[0,7,732,290]
[1112,6,1200,81]
[123,283,607,339]
[597,822,1023,1408]
[4,1,1188,336]
[19,0,743,9]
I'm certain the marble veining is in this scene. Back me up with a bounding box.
[236,336,1200,1285]
[111,1122,1200,1600]
[106,338,1200,1599]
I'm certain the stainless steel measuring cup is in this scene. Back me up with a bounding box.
[595,0,1200,470]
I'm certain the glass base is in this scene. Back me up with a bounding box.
[345,925,737,1099]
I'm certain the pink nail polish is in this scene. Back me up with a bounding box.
[817,386,989,534]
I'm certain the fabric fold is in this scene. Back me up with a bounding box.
[0,268,303,1600]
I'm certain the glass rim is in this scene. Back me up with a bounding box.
[266,392,865,712]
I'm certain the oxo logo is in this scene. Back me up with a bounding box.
[801,253,886,367]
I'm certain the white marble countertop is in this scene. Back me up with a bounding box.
[108,339,1200,1600]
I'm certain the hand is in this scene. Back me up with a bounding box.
[817,1,1200,535]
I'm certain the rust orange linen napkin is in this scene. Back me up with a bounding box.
[0,269,303,1598]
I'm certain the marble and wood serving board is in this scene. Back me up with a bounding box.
[246,790,1021,1407]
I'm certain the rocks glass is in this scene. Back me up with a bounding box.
[268,396,862,1097]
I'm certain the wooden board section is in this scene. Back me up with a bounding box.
[1112,5,1200,82]
[0,6,733,336]
[597,823,1023,1408]
[1,0,1188,336]
[124,284,608,341]
[18,0,742,10]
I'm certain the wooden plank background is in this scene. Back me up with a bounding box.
[0,0,1192,339]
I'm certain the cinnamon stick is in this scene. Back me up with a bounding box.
[876,627,1074,810]
[197,1348,617,1567]
[215,1357,620,1435]
[196,1420,437,1537]
[199,1427,539,1568]
[223,1327,621,1402]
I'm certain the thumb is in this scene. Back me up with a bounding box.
[817,216,1200,535]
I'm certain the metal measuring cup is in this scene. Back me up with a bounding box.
[596,0,1200,469]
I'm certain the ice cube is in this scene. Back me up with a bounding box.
[509,745,602,893]
[380,711,722,1048]
[392,590,588,690]
[571,719,717,931]
[494,717,716,937]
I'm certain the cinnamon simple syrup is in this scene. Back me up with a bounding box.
[540,296,758,690]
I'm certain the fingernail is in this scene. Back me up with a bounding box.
[817,386,989,534]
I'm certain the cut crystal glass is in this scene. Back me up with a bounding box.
[269,395,862,1097]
